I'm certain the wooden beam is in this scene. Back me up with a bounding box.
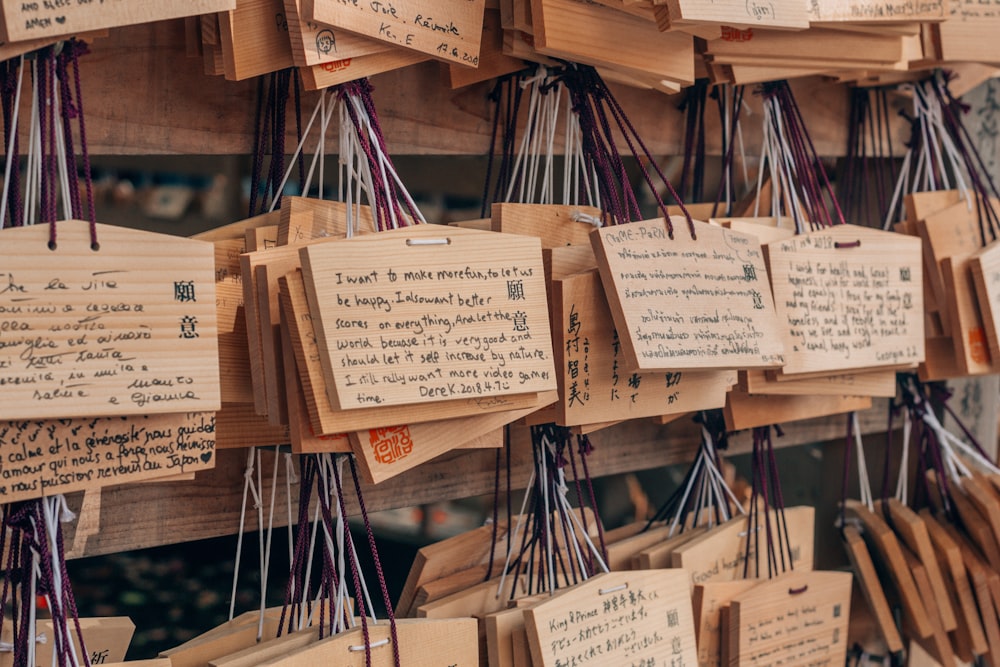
[62,20,899,156]
[63,400,891,558]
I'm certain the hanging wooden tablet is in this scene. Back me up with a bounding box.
[22,617,135,667]
[941,518,1000,667]
[841,525,904,656]
[530,0,695,85]
[724,389,872,430]
[486,606,531,667]
[347,393,550,483]
[969,240,1000,365]
[0,220,218,419]
[809,0,944,23]
[693,580,758,667]
[280,269,546,435]
[214,401,289,449]
[300,225,556,409]
[0,0,235,41]
[917,198,987,335]
[941,253,995,374]
[591,218,785,372]
[160,610,285,667]
[673,507,815,584]
[283,0,395,68]
[277,198,379,246]
[449,9,526,88]
[663,0,810,29]
[741,368,897,397]
[843,500,934,638]
[263,618,479,666]
[900,545,956,665]
[523,570,697,667]
[300,48,430,90]
[728,571,852,667]
[491,203,603,249]
[553,269,735,426]
[764,224,924,378]
[218,0,295,80]
[279,301,351,454]
[309,0,486,66]
[634,525,707,570]
[881,499,957,631]
[920,509,989,661]
[209,627,321,667]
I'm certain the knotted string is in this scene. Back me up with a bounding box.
[757,80,845,232]
[2,499,89,667]
[555,64,694,237]
[742,425,792,580]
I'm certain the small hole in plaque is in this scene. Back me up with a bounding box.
[90,242,100,252]
[47,240,57,251]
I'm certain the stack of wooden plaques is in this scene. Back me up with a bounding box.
[229,198,558,484]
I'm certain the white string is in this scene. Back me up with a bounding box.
[896,410,911,504]
[0,56,24,228]
[24,58,40,227]
[257,447,283,641]
[229,447,258,621]
[853,413,874,511]
[269,89,332,213]
[51,71,71,222]
[496,465,536,599]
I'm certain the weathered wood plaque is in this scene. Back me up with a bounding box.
[765,224,924,376]
[1,0,235,42]
[591,218,785,372]
[729,571,853,667]
[666,0,811,28]
[673,507,815,584]
[309,0,486,66]
[553,269,734,425]
[300,225,556,409]
[0,412,215,502]
[524,571,697,667]
[0,221,219,419]
[809,0,944,23]
[970,240,1000,365]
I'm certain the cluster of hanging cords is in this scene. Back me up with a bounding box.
[556,65,694,237]
[248,69,304,216]
[711,85,746,218]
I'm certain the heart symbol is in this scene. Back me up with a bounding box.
[200,451,213,463]
[55,16,66,24]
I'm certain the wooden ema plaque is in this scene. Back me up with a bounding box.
[279,269,545,433]
[664,0,811,29]
[553,269,734,425]
[309,0,486,67]
[0,412,215,503]
[591,218,785,372]
[254,618,479,666]
[300,225,557,409]
[0,0,235,41]
[970,240,1000,365]
[809,0,944,22]
[672,507,815,585]
[693,580,757,667]
[729,571,853,667]
[0,221,219,420]
[284,0,394,68]
[764,224,924,377]
[523,571,697,667]
[530,0,695,85]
